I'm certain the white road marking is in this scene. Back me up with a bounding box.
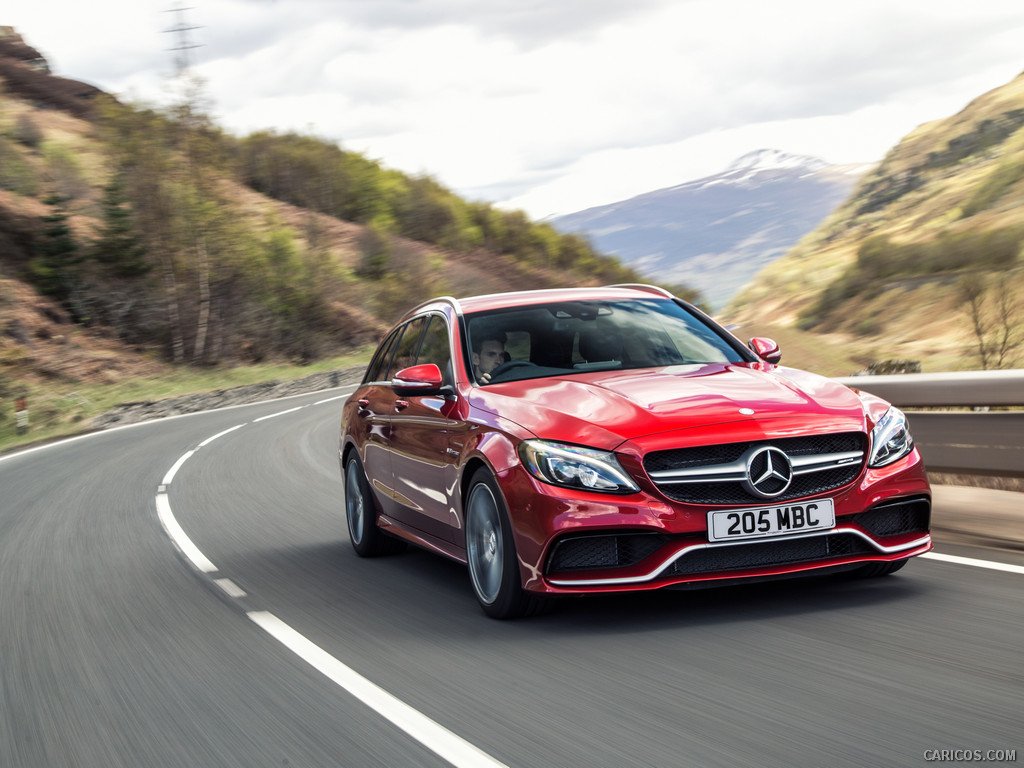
[0,429,108,462]
[249,611,508,768]
[0,385,361,469]
[254,406,305,422]
[0,386,359,465]
[161,450,195,485]
[155,492,217,573]
[214,578,247,598]
[921,551,1024,575]
[149,392,508,768]
[199,424,244,447]
[314,394,348,405]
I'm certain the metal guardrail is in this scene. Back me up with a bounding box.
[835,369,1024,408]
[835,370,1024,478]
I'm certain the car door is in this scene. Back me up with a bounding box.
[356,317,427,523]
[388,313,462,542]
[351,326,401,507]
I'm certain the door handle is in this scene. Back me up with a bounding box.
[358,399,370,407]
[394,400,409,411]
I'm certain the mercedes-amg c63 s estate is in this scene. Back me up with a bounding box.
[339,285,931,618]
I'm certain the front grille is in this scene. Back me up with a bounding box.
[547,533,667,572]
[644,432,866,505]
[855,497,930,537]
[545,494,929,579]
[669,533,876,576]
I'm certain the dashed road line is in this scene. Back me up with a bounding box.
[156,491,217,573]
[254,406,305,422]
[249,611,508,768]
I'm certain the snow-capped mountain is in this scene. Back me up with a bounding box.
[550,150,868,309]
[726,149,828,174]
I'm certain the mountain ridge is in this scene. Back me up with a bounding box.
[550,151,867,308]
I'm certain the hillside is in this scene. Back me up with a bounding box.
[0,26,101,118]
[550,150,866,309]
[0,27,657,448]
[0,29,646,378]
[0,91,575,364]
[727,72,1024,372]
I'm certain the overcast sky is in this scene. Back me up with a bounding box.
[6,1,1024,218]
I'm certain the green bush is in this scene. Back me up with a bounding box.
[0,136,40,196]
[801,225,1022,331]
[962,159,1024,217]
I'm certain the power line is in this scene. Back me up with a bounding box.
[164,4,202,75]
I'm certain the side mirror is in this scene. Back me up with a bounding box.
[392,363,448,396]
[748,337,782,364]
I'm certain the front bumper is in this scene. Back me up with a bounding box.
[502,448,931,595]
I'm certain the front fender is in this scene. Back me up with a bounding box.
[470,429,521,474]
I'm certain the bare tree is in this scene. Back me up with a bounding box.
[991,277,1022,368]
[959,273,1022,369]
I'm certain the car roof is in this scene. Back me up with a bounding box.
[411,285,674,318]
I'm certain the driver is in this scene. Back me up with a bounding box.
[472,332,507,383]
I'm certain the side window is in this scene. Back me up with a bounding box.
[388,316,428,378]
[504,331,530,363]
[417,316,453,384]
[364,329,401,383]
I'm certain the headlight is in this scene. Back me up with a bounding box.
[868,407,914,468]
[519,440,640,494]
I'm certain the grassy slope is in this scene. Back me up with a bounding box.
[726,73,1024,372]
[0,339,375,454]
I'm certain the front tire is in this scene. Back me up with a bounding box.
[345,454,404,557]
[464,468,544,619]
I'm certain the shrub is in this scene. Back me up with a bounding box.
[13,113,43,148]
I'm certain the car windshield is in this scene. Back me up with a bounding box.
[465,298,748,384]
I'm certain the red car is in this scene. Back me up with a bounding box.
[339,285,931,618]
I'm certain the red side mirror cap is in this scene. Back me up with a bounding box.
[392,363,445,395]
[748,337,782,364]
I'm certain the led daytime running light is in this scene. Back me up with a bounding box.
[869,407,914,468]
[519,440,639,494]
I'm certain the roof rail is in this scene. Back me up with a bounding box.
[606,283,674,298]
[405,295,463,316]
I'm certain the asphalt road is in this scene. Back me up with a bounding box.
[1,389,1022,768]
[908,411,1024,477]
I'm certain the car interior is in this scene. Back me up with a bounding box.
[466,299,743,383]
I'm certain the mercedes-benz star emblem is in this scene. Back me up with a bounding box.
[744,446,793,499]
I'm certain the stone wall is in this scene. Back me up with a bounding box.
[91,366,367,429]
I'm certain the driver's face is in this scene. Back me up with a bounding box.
[474,339,505,374]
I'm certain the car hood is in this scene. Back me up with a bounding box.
[469,363,869,450]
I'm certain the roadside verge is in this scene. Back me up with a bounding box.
[931,485,1024,553]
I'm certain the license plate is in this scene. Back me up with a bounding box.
[707,499,835,542]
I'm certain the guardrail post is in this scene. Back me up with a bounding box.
[15,395,28,435]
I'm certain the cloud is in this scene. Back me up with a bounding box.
[312,0,670,44]
[6,0,1024,218]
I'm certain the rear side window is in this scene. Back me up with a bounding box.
[417,315,453,385]
[364,329,401,383]
[388,316,429,377]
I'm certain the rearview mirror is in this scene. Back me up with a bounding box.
[748,337,782,364]
[392,363,449,396]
